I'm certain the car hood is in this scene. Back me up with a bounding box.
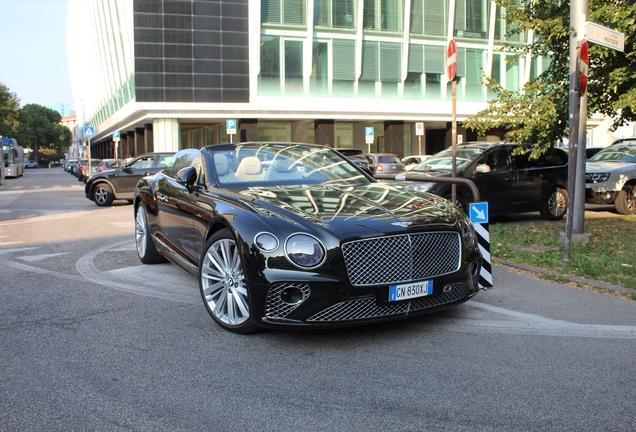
[586,161,635,172]
[235,182,461,238]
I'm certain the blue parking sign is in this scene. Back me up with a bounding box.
[226,120,237,134]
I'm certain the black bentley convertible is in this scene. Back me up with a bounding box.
[134,143,482,333]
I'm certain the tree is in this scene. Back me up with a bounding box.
[15,104,70,160]
[463,0,636,154]
[0,83,20,138]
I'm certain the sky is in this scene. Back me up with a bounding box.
[0,0,74,111]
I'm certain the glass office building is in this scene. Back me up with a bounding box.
[67,0,545,158]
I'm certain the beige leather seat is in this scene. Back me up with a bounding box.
[235,156,265,181]
[265,159,303,181]
[214,154,238,183]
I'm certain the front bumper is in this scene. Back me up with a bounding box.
[253,256,482,329]
[585,187,618,205]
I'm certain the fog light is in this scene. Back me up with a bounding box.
[281,287,304,305]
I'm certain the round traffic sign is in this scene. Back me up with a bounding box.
[578,40,589,96]
[447,40,457,81]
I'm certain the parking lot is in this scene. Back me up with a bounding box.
[1,168,635,430]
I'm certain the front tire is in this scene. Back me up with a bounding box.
[540,187,567,221]
[135,203,166,264]
[615,183,636,215]
[199,229,258,334]
[93,183,114,207]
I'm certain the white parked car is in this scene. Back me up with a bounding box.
[585,142,636,214]
[24,160,38,169]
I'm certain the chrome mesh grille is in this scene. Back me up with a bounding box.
[341,232,461,286]
[265,283,311,319]
[307,283,471,322]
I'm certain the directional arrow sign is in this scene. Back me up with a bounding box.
[469,202,489,224]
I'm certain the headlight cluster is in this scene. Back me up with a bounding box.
[461,218,477,249]
[285,234,326,269]
[404,182,435,192]
[585,172,610,183]
[255,232,326,269]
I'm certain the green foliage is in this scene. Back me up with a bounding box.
[491,217,636,290]
[0,83,20,138]
[464,0,636,152]
[15,104,69,157]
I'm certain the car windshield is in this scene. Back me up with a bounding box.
[208,143,372,187]
[411,144,490,172]
[587,145,636,163]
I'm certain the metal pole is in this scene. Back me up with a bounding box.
[451,79,457,204]
[564,0,584,261]
[573,1,588,235]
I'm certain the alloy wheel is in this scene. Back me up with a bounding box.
[200,238,249,326]
[135,205,148,259]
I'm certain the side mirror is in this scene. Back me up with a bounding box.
[476,164,491,174]
[176,166,197,187]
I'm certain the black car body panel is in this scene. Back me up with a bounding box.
[379,142,569,218]
[134,143,482,331]
[85,152,175,204]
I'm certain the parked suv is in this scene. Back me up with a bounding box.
[585,142,636,214]
[85,152,175,206]
[376,142,569,220]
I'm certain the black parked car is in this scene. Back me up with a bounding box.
[333,148,373,176]
[85,152,175,206]
[134,142,482,333]
[377,142,569,221]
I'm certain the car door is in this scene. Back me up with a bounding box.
[510,152,545,212]
[470,147,517,214]
[116,155,160,194]
[155,150,202,266]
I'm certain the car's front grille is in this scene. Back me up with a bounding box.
[341,232,461,286]
[306,282,471,322]
[264,282,311,319]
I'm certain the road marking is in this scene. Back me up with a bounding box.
[0,247,40,254]
[17,252,68,262]
[76,239,198,303]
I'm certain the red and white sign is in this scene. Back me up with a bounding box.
[578,40,589,96]
[447,40,457,81]
[415,122,424,136]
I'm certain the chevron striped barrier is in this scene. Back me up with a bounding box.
[469,202,493,289]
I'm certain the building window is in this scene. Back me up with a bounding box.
[259,36,304,96]
[314,0,356,29]
[262,0,306,26]
[311,42,329,96]
[363,0,404,33]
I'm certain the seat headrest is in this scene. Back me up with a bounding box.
[214,154,230,176]
[239,156,262,175]
[272,159,293,173]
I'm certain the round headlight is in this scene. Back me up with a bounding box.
[285,234,326,269]
[255,232,279,252]
[461,218,477,249]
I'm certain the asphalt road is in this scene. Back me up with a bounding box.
[1,168,635,431]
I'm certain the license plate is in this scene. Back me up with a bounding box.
[389,280,433,302]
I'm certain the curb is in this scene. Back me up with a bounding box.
[492,258,635,295]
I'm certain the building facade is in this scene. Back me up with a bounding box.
[67,0,555,159]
